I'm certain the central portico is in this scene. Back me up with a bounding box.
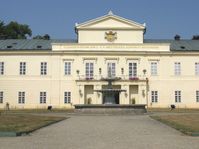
[52,11,168,107]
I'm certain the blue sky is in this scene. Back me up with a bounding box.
[0,0,198,39]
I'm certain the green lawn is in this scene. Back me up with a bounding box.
[0,113,66,133]
[151,114,199,136]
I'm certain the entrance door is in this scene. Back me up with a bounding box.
[84,85,94,104]
[129,85,139,104]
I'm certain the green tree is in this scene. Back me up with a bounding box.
[0,20,32,39]
[33,34,50,40]
[0,21,6,39]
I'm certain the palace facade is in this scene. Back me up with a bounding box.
[0,11,199,109]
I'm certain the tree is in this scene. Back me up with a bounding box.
[43,34,50,40]
[0,20,32,39]
[33,34,50,40]
[192,35,199,40]
[32,35,43,39]
[0,21,6,39]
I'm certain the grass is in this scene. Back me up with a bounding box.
[0,113,66,133]
[0,109,74,114]
[148,108,199,113]
[151,114,199,136]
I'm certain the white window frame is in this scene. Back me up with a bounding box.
[129,62,137,77]
[65,62,71,75]
[0,91,3,104]
[20,62,26,75]
[85,62,94,79]
[41,62,47,75]
[196,90,199,102]
[175,91,181,103]
[151,62,157,76]
[151,91,158,103]
[107,62,116,77]
[40,92,46,104]
[18,91,25,104]
[64,92,71,104]
[174,62,181,75]
[0,62,4,75]
[195,62,199,75]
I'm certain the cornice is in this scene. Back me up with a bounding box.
[1,50,199,56]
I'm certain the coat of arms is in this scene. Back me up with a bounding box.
[105,31,117,42]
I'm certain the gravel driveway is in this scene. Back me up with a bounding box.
[0,115,198,149]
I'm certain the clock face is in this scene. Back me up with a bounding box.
[105,31,117,42]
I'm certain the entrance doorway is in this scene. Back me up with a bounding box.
[129,85,139,104]
[84,85,94,104]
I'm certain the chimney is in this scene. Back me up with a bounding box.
[174,34,181,40]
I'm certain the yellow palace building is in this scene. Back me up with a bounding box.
[0,11,199,109]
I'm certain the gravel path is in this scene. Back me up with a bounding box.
[0,115,198,149]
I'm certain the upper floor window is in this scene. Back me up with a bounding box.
[65,62,71,75]
[40,92,46,104]
[0,62,4,75]
[129,62,137,77]
[151,62,157,76]
[107,62,116,77]
[151,91,158,103]
[0,91,3,103]
[64,92,71,104]
[174,62,181,75]
[85,62,94,79]
[20,62,26,75]
[41,62,47,75]
[196,91,199,102]
[195,62,199,75]
[18,91,25,104]
[175,90,181,103]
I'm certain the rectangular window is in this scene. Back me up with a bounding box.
[174,62,181,75]
[64,92,71,103]
[175,91,181,103]
[0,91,3,103]
[151,62,157,76]
[151,91,158,103]
[129,62,137,77]
[196,91,199,102]
[40,92,46,104]
[18,91,25,104]
[195,63,199,75]
[20,62,26,75]
[41,62,47,75]
[65,62,71,75]
[0,62,4,75]
[107,62,116,77]
[85,62,94,79]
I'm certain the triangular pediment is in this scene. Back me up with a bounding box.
[76,12,145,30]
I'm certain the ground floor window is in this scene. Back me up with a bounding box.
[40,92,46,104]
[196,91,199,102]
[175,91,181,103]
[0,91,3,103]
[18,91,25,104]
[64,92,71,103]
[151,91,158,103]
